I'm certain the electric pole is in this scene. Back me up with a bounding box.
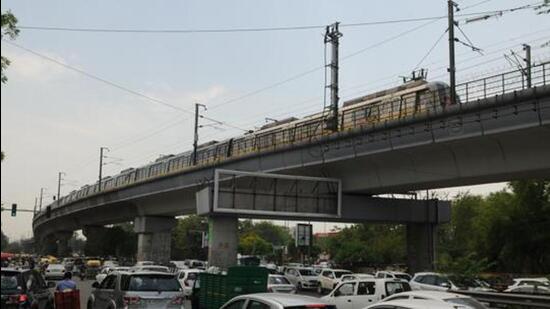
[57,172,65,202]
[39,188,45,211]
[448,0,458,105]
[192,103,207,166]
[34,197,37,215]
[523,44,532,88]
[324,22,343,131]
[98,147,109,189]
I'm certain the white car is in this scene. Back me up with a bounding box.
[341,273,374,282]
[176,269,203,296]
[322,278,411,309]
[102,260,119,268]
[375,270,412,281]
[131,265,170,273]
[284,267,319,290]
[220,293,335,309]
[95,266,130,283]
[505,285,550,294]
[410,272,459,291]
[44,264,66,280]
[134,261,155,266]
[366,299,463,309]
[508,277,550,289]
[381,290,487,309]
[318,269,353,294]
[267,274,296,293]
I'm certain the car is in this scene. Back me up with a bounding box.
[341,273,374,282]
[169,261,189,272]
[318,269,353,294]
[284,267,319,290]
[1,267,55,309]
[131,265,170,273]
[220,293,336,309]
[184,259,207,270]
[505,285,550,295]
[381,290,487,309]
[375,271,412,281]
[95,267,131,284]
[321,278,411,309]
[365,299,464,309]
[176,269,203,297]
[508,277,550,289]
[267,275,296,294]
[61,258,75,272]
[410,272,459,291]
[102,260,119,268]
[447,275,496,292]
[87,271,184,309]
[44,264,66,280]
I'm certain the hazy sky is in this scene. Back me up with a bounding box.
[1,0,549,240]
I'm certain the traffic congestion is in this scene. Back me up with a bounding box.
[2,253,549,309]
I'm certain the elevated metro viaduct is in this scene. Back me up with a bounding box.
[34,84,550,272]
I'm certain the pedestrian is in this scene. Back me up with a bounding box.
[56,272,77,292]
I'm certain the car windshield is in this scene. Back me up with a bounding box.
[335,271,352,278]
[123,274,181,292]
[269,276,291,285]
[445,298,486,309]
[395,274,411,281]
[298,269,314,276]
[385,281,411,295]
[1,272,20,290]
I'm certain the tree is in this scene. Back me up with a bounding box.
[1,8,19,84]
[172,215,208,260]
[1,229,9,249]
[239,232,272,256]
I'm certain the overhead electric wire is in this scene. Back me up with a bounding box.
[413,28,449,70]
[2,39,249,134]
[16,3,542,34]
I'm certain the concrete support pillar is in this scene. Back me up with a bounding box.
[39,234,58,256]
[406,223,436,274]
[208,216,238,270]
[54,231,73,257]
[134,216,176,264]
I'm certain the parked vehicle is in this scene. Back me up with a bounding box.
[318,268,353,294]
[365,299,462,309]
[505,285,550,295]
[1,267,55,309]
[284,267,319,290]
[447,275,496,292]
[375,270,412,281]
[267,275,296,293]
[176,269,203,297]
[220,293,335,309]
[507,277,550,289]
[381,290,487,309]
[134,261,155,266]
[321,278,411,309]
[87,271,184,309]
[44,264,65,281]
[410,272,459,291]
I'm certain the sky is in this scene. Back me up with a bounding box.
[1,0,549,241]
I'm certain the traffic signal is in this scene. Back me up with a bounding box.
[11,204,17,217]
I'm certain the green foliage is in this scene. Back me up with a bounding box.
[437,180,550,274]
[84,224,136,257]
[172,215,208,260]
[239,233,272,256]
[1,229,9,249]
[1,9,19,84]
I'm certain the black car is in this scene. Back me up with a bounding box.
[1,267,55,309]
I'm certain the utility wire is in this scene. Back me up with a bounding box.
[15,4,541,34]
[413,28,449,70]
[2,39,249,133]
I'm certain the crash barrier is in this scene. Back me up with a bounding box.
[455,290,550,308]
[54,290,80,309]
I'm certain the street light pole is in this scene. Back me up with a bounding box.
[523,44,532,88]
[39,188,44,211]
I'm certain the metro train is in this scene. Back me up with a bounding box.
[55,79,454,207]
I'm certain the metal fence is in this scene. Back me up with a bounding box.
[456,61,549,103]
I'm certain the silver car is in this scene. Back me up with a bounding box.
[221,293,336,309]
[87,271,185,309]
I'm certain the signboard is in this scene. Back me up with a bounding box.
[295,223,312,247]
